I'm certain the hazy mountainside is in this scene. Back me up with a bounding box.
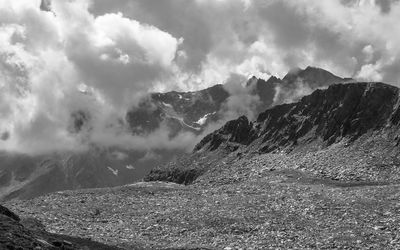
[0,66,348,201]
[126,66,347,136]
[126,84,229,134]
[146,82,400,185]
[281,66,351,89]
[0,149,147,201]
[272,66,351,106]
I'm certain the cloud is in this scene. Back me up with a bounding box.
[40,0,52,12]
[273,79,314,105]
[1,0,400,155]
[0,0,182,154]
[356,63,384,81]
[94,0,400,86]
[221,74,261,120]
[285,0,400,83]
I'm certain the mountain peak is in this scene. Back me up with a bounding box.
[249,75,258,80]
[266,75,282,84]
[302,66,340,77]
[282,66,346,88]
[304,65,323,71]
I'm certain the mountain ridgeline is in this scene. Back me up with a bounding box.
[0,66,348,200]
[146,82,400,185]
[126,66,347,135]
[196,82,399,153]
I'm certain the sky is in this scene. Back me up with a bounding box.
[0,0,399,154]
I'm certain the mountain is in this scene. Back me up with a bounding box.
[272,66,351,105]
[0,148,147,200]
[126,84,230,135]
[127,66,349,135]
[0,66,349,201]
[282,66,350,88]
[145,82,400,185]
[196,82,397,153]
[7,82,400,249]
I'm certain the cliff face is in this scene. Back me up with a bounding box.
[194,116,258,152]
[195,82,400,154]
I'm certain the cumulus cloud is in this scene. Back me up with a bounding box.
[93,0,400,87]
[357,63,384,81]
[0,0,182,154]
[1,0,400,155]
[273,79,314,105]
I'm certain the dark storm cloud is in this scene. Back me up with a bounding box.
[40,0,52,12]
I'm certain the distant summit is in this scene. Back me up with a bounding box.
[282,66,349,88]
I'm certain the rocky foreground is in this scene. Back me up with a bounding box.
[5,155,400,249]
[0,204,123,249]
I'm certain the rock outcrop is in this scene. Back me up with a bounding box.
[0,204,20,221]
[194,116,258,152]
[0,204,123,249]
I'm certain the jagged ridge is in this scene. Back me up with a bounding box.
[195,82,400,153]
[146,82,400,184]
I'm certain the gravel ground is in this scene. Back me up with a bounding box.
[6,158,400,249]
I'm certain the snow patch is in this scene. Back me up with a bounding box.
[164,114,201,131]
[195,112,216,126]
[162,102,173,108]
[107,167,119,176]
[126,165,135,170]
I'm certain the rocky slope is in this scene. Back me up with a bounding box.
[146,82,400,185]
[6,167,400,249]
[196,82,399,153]
[0,204,124,249]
